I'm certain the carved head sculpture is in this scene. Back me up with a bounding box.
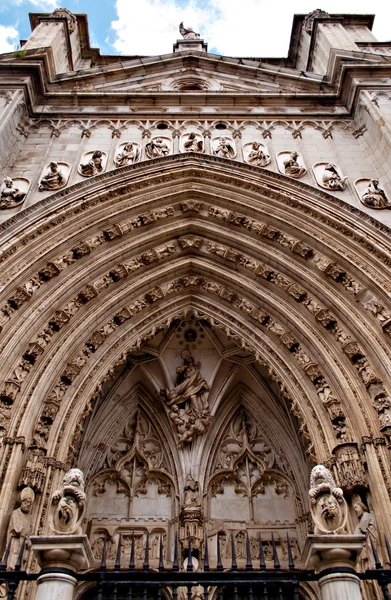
[20,486,35,513]
[62,467,85,494]
[4,177,13,188]
[49,161,58,172]
[353,499,368,519]
[309,464,347,534]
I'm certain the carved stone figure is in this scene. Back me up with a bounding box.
[50,468,86,534]
[183,474,201,508]
[360,179,391,209]
[245,142,271,167]
[145,137,170,159]
[321,163,347,191]
[0,177,27,208]
[79,151,104,177]
[6,487,35,569]
[179,22,200,40]
[160,350,211,444]
[183,132,204,152]
[283,151,306,178]
[213,137,236,159]
[114,142,141,167]
[309,464,347,534]
[354,500,378,568]
[38,162,66,191]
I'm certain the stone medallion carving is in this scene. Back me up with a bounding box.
[0,176,30,208]
[78,151,107,177]
[309,464,347,534]
[243,142,271,167]
[354,178,391,209]
[50,468,86,534]
[114,142,141,167]
[212,136,236,159]
[145,137,171,159]
[160,349,211,445]
[313,162,347,191]
[38,161,70,191]
[181,132,204,153]
[277,151,306,178]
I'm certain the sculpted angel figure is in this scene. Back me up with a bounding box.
[322,163,347,191]
[160,350,211,444]
[361,179,390,209]
[179,22,200,39]
[114,142,140,167]
[0,177,26,207]
[145,137,170,159]
[247,142,270,167]
[213,137,235,159]
[183,474,201,508]
[80,150,104,177]
[38,161,66,191]
[283,151,306,178]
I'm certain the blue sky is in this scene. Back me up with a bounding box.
[1,0,391,57]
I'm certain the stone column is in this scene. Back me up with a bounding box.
[31,535,94,600]
[303,534,365,600]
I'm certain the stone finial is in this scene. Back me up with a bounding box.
[50,468,86,534]
[309,464,347,534]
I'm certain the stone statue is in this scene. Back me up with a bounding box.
[6,487,35,569]
[360,179,390,209]
[283,151,306,178]
[183,474,201,508]
[145,137,170,159]
[0,177,26,208]
[354,500,378,567]
[213,137,236,159]
[38,162,66,191]
[246,142,270,167]
[183,133,204,152]
[309,464,347,534]
[179,22,200,40]
[322,163,347,191]
[114,142,141,167]
[50,468,86,534]
[160,350,211,444]
[80,150,104,177]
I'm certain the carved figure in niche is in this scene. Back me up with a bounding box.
[6,487,35,569]
[246,142,271,167]
[354,500,378,567]
[213,136,236,159]
[360,179,391,209]
[145,137,170,159]
[151,535,159,559]
[80,151,104,177]
[160,350,211,445]
[183,474,201,508]
[0,177,26,208]
[322,163,347,191]
[283,151,306,178]
[179,22,200,39]
[38,162,66,191]
[114,142,141,167]
[183,132,204,152]
[236,532,245,559]
[50,468,86,534]
[309,464,347,534]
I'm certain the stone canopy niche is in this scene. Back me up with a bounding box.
[76,317,310,567]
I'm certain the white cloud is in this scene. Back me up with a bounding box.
[0,25,19,54]
[110,0,391,57]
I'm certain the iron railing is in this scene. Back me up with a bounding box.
[0,532,390,600]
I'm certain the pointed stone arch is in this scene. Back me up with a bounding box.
[0,153,391,546]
